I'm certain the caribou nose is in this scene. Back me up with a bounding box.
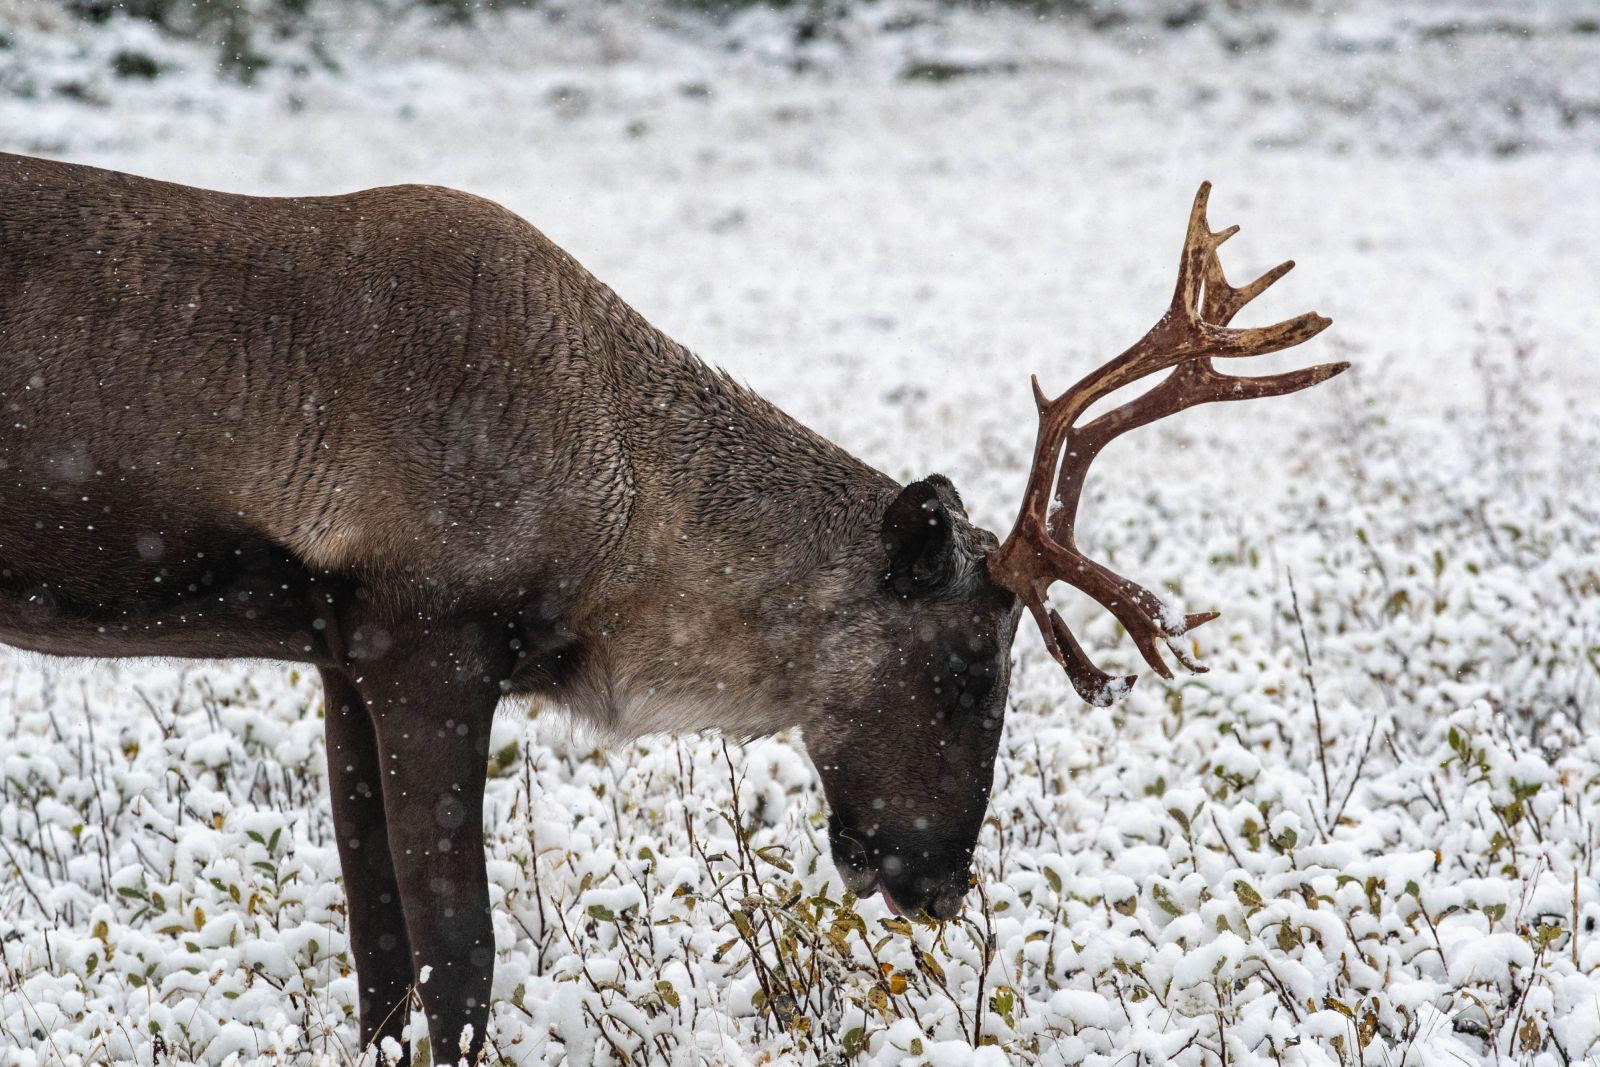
[828,815,976,920]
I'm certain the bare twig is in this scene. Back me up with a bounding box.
[1288,569,1332,819]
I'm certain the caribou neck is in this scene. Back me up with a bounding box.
[561,329,901,740]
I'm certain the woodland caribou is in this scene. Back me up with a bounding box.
[0,153,1342,1059]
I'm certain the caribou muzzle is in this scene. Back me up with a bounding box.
[827,814,972,922]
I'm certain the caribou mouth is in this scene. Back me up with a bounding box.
[880,888,906,917]
[840,866,909,917]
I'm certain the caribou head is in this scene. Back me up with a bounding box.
[813,182,1344,919]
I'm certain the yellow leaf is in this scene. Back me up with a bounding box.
[881,917,914,937]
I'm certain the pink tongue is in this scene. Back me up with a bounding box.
[881,888,906,917]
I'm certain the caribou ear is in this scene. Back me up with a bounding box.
[881,477,958,595]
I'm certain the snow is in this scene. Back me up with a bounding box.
[2,1,1600,1064]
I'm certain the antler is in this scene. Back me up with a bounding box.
[986,182,1348,706]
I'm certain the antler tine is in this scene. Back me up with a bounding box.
[1172,181,1237,327]
[988,182,1345,702]
[1032,601,1134,707]
[1204,254,1295,327]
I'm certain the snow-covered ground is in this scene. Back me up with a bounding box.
[2,2,1600,1063]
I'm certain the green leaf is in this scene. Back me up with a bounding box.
[754,846,793,874]
[1152,883,1183,917]
[843,1026,866,1058]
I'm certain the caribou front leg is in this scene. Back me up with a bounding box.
[321,667,415,1055]
[350,629,504,1063]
